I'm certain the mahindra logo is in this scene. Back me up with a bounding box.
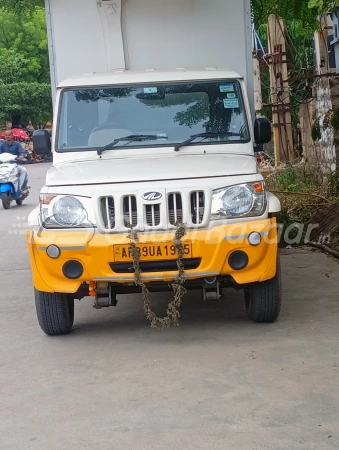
[142,192,162,201]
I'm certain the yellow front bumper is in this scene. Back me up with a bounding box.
[26,218,278,294]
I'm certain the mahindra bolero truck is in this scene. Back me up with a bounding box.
[27,68,282,335]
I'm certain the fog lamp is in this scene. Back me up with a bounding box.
[46,245,61,259]
[248,232,261,246]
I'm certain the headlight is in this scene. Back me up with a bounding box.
[211,182,266,219]
[53,196,87,226]
[40,194,96,228]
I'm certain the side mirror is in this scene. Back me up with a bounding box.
[254,118,272,146]
[33,130,51,155]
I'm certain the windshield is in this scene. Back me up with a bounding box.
[56,80,250,152]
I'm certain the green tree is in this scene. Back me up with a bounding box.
[0,50,28,83]
[252,0,339,36]
[0,7,50,82]
[0,0,44,15]
[0,82,52,127]
[0,5,52,126]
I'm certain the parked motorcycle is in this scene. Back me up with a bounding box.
[0,152,30,209]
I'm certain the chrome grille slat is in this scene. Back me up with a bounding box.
[105,197,110,228]
[191,191,205,225]
[173,194,177,223]
[168,193,183,225]
[128,196,132,225]
[123,195,137,227]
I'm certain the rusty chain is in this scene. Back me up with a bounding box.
[128,222,187,329]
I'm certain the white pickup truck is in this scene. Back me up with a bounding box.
[27,0,281,335]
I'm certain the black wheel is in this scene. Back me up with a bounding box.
[244,255,282,323]
[16,198,23,206]
[1,192,10,209]
[34,289,75,336]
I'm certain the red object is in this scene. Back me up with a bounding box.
[0,128,29,142]
[256,153,263,163]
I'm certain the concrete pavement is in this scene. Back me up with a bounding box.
[0,163,339,450]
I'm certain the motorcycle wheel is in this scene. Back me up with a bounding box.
[16,198,23,206]
[1,193,10,209]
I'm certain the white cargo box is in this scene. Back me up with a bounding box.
[45,0,254,113]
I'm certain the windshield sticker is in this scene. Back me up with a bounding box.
[156,133,168,140]
[144,87,158,94]
[219,84,234,93]
[223,98,239,109]
[227,93,237,99]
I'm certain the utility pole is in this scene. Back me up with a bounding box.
[267,14,294,165]
[253,57,263,111]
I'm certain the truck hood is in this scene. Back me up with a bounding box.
[46,153,257,186]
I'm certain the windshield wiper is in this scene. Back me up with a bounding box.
[97,135,167,155]
[174,132,241,152]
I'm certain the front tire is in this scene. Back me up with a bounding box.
[1,192,10,209]
[34,289,75,336]
[244,255,282,323]
[16,198,23,206]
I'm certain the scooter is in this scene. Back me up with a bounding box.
[0,152,30,209]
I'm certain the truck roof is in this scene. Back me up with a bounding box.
[57,68,243,88]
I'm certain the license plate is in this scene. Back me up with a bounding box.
[114,242,192,262]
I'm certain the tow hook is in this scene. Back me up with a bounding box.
[202,277,221,302]
[93,285,118,309]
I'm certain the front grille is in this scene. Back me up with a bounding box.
[123,195,137,227]
[110,258,201,273]
[168,193,183,225]
[99,189,207,231]
[190,191,205,225]
[145,204,160,226]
